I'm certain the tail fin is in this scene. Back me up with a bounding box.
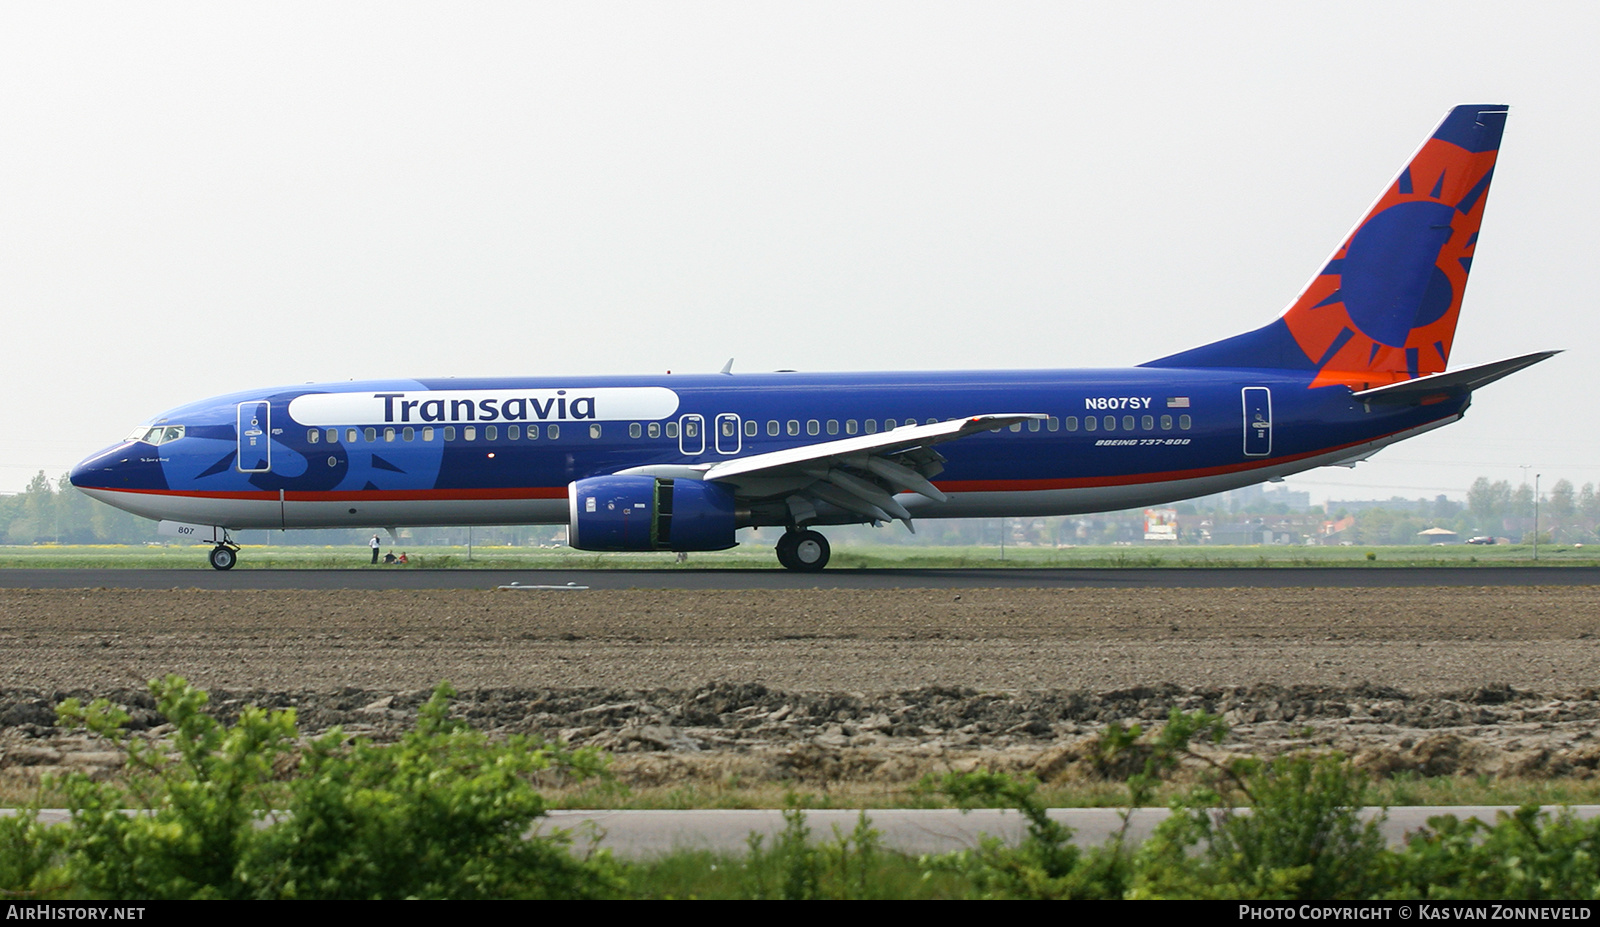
[1143,104,1508,388]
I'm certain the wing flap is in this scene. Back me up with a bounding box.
[704,413,1045,530]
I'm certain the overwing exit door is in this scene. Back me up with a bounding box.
[1242,387,1271,457]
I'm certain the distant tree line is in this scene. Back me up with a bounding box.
[0,472,157,544]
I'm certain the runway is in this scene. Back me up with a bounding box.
[2,565,1597,590]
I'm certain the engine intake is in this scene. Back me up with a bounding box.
[567,476,736,551]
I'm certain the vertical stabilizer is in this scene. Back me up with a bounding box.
[1144,105,1507,388]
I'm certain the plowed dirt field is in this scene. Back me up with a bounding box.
[4,586,1599,790]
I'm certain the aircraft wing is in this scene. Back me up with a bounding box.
[1349,351,1558,405]
[617,414,1044,529]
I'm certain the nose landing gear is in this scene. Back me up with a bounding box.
[775,529,830,572]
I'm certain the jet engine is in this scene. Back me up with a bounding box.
[567,475,736,551]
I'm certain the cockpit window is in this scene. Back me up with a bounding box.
[132,425,185,445]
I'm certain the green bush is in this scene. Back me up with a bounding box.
[1131,752,1386,900]
[1388,806,1600,900]
[930,768,1126,899]
[18,694,1600,900]
[0,808,67,898]
[736,803,889,900]
[1,676,620,900]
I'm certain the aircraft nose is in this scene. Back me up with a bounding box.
[70,442,133,490]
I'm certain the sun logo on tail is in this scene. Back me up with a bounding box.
[1284,110,1504,390]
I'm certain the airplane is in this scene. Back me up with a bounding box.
[71,104,1554,572]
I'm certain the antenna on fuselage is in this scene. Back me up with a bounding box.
[720,358,735,375]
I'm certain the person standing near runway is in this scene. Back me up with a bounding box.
[370,533,380,565]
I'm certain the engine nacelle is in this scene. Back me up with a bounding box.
[567,475,737,552]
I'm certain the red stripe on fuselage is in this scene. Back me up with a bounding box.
[97,486,570,502]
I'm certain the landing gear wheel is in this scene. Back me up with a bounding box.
[777,529,829,572]
[209,545,237,571]
[775,532,799,570]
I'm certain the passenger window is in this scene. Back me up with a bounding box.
[1047,416,1059,432]
[665,422,677,438]
[787,420,799,436]
[307,429,320,444]
[629,423,642,438]
[827,420,838,435]
[846,420,858,435]
[548,424,560,439]
[1065,416,1077,431]
[865,420,877,434]
[403,427,415,441]
[1104,416,1116,431]
[1009,423,1022,432]
[1028,419,1041,432]
[364,427,377,442]
[508,425,520,440]
[1160,415,1172,430]
[884,419,897,430]
[527,425,539,440]
[444,426,456,441]
[807,420,819,436]
[347,428,359,443]
[647,422,660,438]
[926,418,937,425]
[767,420,779,436]
[744,420,757,437]
[384,427,396,442]
[485,425,498,441]
[1142,415,1153,430]
[463,426,476,441]
[1084,416,1097,432]
[1179,415,1191,430]
[1122,415,1134,431]
[589,423,602,439]
[423,426,435,441]
[326,428,339,444]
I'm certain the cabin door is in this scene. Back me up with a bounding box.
[678,414,705,456]
[1242,387,1271,457]
[714,413,742,455]
[237,401,272,472]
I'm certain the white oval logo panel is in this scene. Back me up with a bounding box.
[288,387,680,426]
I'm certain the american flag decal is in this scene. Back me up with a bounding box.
[1165,397,1190,408]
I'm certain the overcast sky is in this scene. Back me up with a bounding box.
[1,2,1594,505]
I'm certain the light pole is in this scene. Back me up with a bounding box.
[1534,473,1541,562]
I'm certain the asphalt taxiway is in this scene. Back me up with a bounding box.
[2,566,1597,590]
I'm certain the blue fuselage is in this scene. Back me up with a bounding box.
[70,367,1465,531]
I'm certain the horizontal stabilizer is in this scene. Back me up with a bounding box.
[1349,351,1558,404]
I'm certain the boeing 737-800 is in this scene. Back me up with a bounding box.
[71,104,1552,571]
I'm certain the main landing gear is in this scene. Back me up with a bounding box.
[208,534,240,571]
[775,529,830,572]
